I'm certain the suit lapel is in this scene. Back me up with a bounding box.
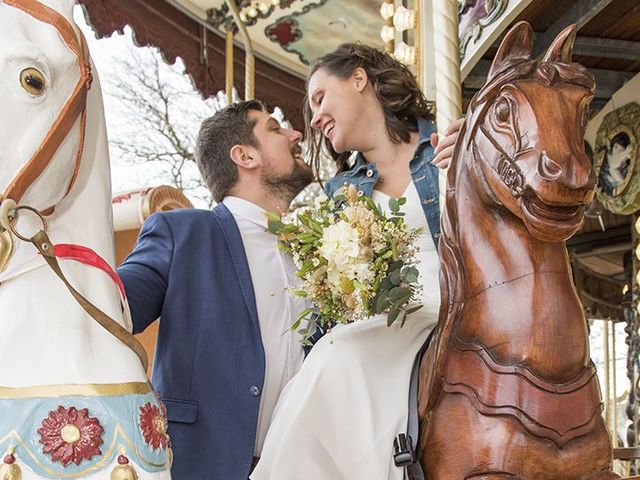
[213,204,260,332]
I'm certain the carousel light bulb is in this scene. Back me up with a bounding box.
[394,41,416,65]
[380,25,395,43]
[259,2,269,14]
[636,215,640,234]
[272,0,280,5]
[248,7,258,17]
[240,12,248,22]
[636,243,640,262]
[380,2,394,20]
[637,301,640,316]
[636,270,640,287]
[393,5,416,32]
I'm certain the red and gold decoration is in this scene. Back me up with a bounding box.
[110,450,139,480]
[139,401,169,450]
[0,447,21,480]
[37,406,104,467]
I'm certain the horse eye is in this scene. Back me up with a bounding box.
[495,99,510,124]
[20,68,46,96]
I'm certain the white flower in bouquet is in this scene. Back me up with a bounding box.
[318,220,361,270]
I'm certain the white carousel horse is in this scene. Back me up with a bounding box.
[0,0,172,478]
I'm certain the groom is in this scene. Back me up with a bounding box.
[117,100,315,479]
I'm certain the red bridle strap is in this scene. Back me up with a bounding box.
[2,0,91,214]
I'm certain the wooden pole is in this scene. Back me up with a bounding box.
[226,1,255,100]
[225,29,234,105]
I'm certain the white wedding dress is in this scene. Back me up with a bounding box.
[252,183,440,480]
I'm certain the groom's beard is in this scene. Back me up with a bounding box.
[261,161,314,204]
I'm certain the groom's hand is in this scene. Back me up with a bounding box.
[430,117,465,170]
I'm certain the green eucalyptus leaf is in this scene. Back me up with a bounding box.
[389,286,410,302]
[375,291,389,314]
[405,303,423,315]
[402,266,419,283]
[387,307,400,327]
[400,311,408,327]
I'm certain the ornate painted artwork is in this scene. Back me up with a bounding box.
[265,0,383,65]
[458,0,509,60]
[594,102,640,214]
[207,0,301,31]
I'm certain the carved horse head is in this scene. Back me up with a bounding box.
[0,0,89,213]
[463,21,596,242]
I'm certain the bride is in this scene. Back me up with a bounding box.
[252,43,461,480]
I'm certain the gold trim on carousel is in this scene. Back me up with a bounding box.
[0,423,168,478]
[0,382,152,398]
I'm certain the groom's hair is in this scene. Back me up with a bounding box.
[196,100,267,202]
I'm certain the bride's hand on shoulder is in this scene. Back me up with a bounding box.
[430,117,465,170]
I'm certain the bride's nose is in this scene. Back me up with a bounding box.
[310,110,322,130]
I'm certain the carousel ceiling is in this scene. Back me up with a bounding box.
[169,0,385,77]
[78,0,387,128]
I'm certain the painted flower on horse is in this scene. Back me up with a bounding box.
[268,184,423,344]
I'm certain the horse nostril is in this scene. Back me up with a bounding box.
[539,154,562,179]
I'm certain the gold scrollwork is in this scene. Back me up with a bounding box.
[0,382,151,399]
[0,229,15,273]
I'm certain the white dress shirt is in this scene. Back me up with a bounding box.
[223,196,307,456]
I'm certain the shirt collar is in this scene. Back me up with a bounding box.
[349,117,436,175]
[222,196,269,229]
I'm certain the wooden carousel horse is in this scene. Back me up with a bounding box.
[417,21,620,479]
[0,1,171,478]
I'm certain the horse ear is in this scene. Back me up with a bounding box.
[542,24,577,63]
[488,21,534,80]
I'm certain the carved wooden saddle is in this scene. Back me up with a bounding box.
[443,338,602,447]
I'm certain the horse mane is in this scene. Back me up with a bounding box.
[419,56,595,420]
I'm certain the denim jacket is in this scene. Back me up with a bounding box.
[324,118,441,247]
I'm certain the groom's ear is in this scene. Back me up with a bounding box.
[230,144,259,170]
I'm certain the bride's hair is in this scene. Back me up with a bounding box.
[304,43,435,174]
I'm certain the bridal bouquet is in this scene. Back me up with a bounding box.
[268,184,423,344]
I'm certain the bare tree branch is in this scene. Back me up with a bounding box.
[104,43,216,207]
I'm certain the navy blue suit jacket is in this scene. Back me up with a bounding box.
[118,204,264,479]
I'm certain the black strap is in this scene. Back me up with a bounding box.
[394,330,434,480]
